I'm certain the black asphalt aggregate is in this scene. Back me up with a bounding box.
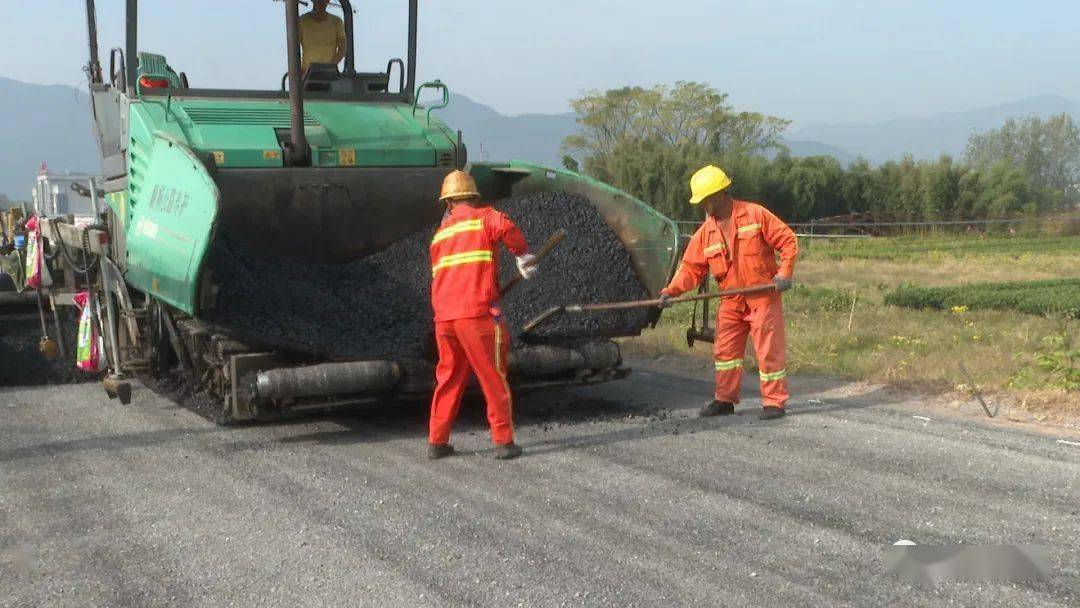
[1,368,1077,607]
[203,228,436,360]
[0,308,95,386]
[203,192,650,360]
[496,192,650,339]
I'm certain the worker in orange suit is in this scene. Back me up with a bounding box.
[659,165,798,420]
[427,170,538,460]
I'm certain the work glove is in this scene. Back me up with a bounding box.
[515,254,538,280]
[773,275,793,292]
[657,293,673,309]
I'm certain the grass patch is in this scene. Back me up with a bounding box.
[884,279,1080,318]
[797,233,1080,289]
[1009,333,1080,393]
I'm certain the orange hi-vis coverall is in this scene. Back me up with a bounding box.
[661,200,798,407]
[429,204,529,446]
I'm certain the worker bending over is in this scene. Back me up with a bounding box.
[660,166,798,420]
[299,0,347,71]
[428,170,538,460]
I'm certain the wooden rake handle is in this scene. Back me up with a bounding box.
[523,283,777,333]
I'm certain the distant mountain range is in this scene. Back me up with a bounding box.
[777,140,858,165]
[789,94,1080,164]
[0,77,99,203]
[439,93,864,168]
[1,75,1077,199]
[438,94,578,169]
[446,92,1080,168]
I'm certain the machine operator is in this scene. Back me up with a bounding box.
[299,0,347,71]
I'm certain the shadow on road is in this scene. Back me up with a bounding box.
[251,369,902,456]
[1,368,903,461]
[0,426,225,463]
[520,385,904,458]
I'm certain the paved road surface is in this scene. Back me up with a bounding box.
[1,367,1077,607]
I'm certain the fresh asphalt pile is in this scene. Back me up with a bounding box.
[202,191,650,360]
[496,192,650,340]
[203,226,437,360]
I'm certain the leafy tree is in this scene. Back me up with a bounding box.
[565,82,790,159]
[784,164,829,218]
[840,158,875,214]
[713,111,791,157]
[563,82,790,220]
[976,161,1031,219]
[562,83,1072,223]
[955,166,983,220]
[966,114,1080,198]
[593,139,713,220]
[921,156,961,220]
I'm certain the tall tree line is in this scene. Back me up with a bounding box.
[563,83,1080,222]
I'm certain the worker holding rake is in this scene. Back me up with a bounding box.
[660,166,799,420]
[427,170,538,460]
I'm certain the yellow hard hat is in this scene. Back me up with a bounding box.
[689,165,732,204]
[439,170,480,202]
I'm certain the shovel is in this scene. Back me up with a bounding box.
[522,283,778,333]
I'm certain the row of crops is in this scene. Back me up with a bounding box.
[885,279,1080,319]
[803,235,1080,261]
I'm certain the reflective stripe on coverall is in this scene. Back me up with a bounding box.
[662,200,798,407]
[428,204,528,445]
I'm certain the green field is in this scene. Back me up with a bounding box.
[624,233,1080,415]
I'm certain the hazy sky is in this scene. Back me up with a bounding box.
[3,0,1077,125]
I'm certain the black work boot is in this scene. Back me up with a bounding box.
[759,406,786,420]
[427,443,454,460]
[699,400,735,417]
[493,443,523,460]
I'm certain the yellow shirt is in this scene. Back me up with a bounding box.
[298,12,345,69]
